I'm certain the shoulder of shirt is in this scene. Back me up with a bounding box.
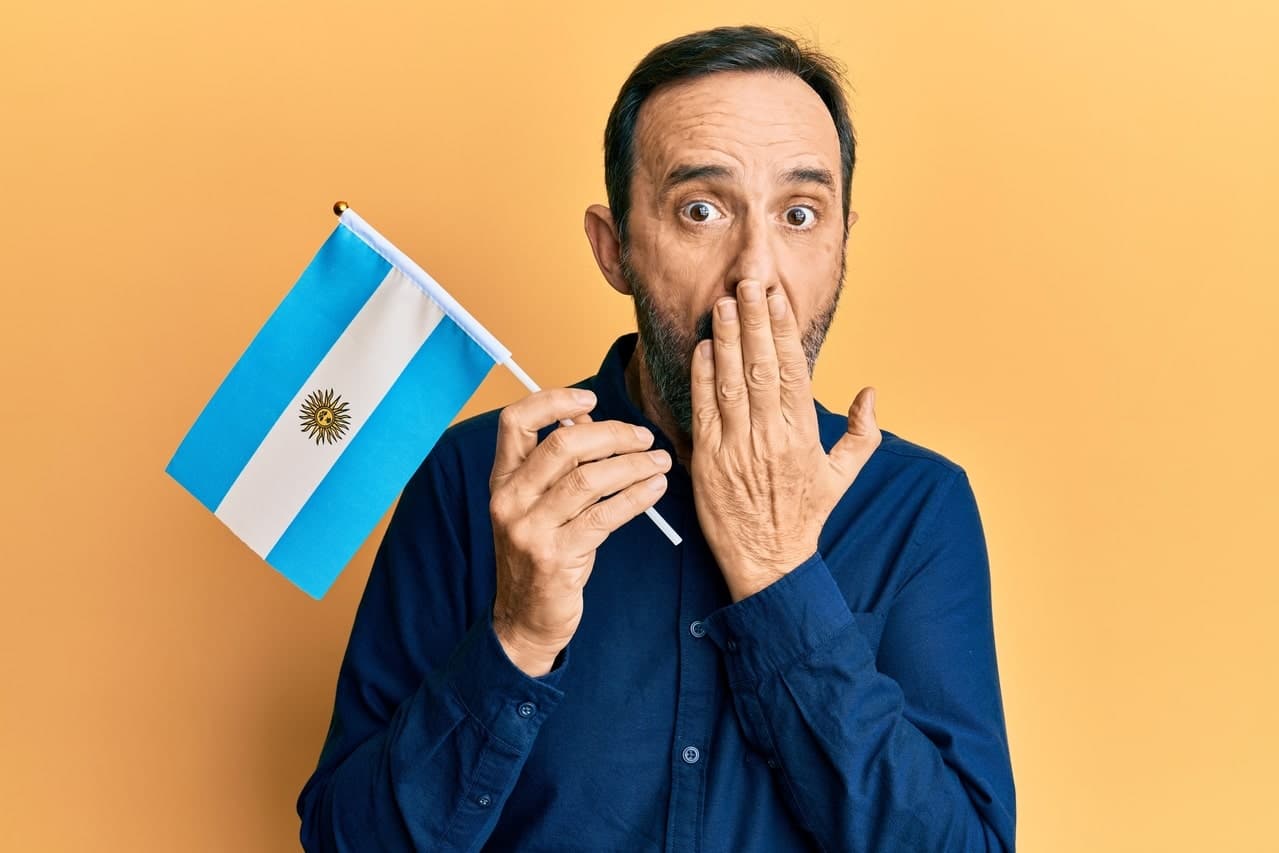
[814,400,966,481]
[873,428,966,476]
[812,405,979,576]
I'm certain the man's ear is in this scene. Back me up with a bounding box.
[584,204,631,296]
[847,208,860,231]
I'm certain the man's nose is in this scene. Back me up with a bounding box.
[723,213,779,295]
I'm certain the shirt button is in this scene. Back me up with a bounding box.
[726,638,738,652]
[681,745,701,765]
[517,702,536,718]
[766,758,780,769]
[688,620,706,638]
[477,794,492,807]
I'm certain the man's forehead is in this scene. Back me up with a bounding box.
[633,70,840,183]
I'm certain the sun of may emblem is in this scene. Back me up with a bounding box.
[299,388,352,445]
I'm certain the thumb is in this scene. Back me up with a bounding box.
[847,387,877,437]
[828,386,881,481]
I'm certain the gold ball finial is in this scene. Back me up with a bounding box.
[333,200,349,216]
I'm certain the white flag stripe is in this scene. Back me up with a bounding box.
[214,267,444,556]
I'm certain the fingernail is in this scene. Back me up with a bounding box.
[649,449,670,466]
[648,474,667,491]
[698,340,713,360]
[718,299,737,321]
[633,425,653,441]
[740,281,761,302]
[768,291,785,318]
[574,389,596,406]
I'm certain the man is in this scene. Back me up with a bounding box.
[298,25,1015,852]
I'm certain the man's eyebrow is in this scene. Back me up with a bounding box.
[658,163,837,198]
[780,166,836,191]
[660,163,736,197]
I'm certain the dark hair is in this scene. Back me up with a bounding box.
[603,25,856,244]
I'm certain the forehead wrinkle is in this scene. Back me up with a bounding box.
[659,112,828,148]
[643,114,833,168]
[643,131,828,184]
[632,72,841,203]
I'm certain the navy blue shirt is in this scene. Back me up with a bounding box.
[297,332,1016,852]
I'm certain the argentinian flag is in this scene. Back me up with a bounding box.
[166,206,507,599]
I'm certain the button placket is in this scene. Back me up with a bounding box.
[663,498,714,851]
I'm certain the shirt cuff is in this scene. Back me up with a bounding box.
[702,551,855,686]
[443,604,568,753]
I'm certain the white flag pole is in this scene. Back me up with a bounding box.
[333,202,682,546]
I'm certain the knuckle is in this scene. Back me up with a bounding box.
[506,517,533,550]
[746,360,777,386]
[580,500,615,531]
[640,450,667,473]
[718,381,746,403]
[779,358,808,384]
[497,405,522,434]
[695,407,719,430]
[627,481,656,511]
[489,491,509,522]
[631,479,657,504]
[614,420,643,443]
[563,465,594,496]
[541,428,571,457]
[529,539,559,568]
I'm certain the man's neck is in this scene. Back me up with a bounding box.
[624,336,694,469]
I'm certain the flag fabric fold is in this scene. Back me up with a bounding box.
[166,208,502,599]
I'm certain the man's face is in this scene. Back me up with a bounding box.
[619,69,852,435]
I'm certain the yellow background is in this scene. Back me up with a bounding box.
[2,1,1275,850]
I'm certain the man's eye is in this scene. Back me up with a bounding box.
[683,201,722,223]
[785,206,817,228]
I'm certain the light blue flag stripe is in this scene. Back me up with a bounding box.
[265,316,493,599]
[165,226,391,511]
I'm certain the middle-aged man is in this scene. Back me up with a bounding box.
[298,24,1016,852]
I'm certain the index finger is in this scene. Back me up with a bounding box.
[491,387,597,488]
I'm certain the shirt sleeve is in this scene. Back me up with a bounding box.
[296,446,568,853]
[701,469,1016,852]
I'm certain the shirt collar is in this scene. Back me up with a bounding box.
[581,333,689,489]
[586,332,646,425]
